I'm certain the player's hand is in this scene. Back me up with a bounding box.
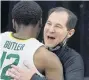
[7,63,37,80]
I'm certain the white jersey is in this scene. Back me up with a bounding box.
[0,32,44,80]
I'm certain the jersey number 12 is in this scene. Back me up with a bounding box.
[0,51,20,80]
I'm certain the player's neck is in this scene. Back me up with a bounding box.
[13,31,35,40]
[14,25,37,40]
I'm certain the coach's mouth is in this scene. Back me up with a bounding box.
[47,36,55,40]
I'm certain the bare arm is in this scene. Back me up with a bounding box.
[36,47,63,80]
[45,52,63,80]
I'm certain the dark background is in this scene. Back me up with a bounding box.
[1,1,89,77]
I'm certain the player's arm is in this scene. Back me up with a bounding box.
[37,46,64,80]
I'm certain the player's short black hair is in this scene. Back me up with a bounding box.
[12,1,42,26]
[48,7,78,30]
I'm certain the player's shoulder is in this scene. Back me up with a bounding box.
[36,46,60,62]
[36,46,63,70]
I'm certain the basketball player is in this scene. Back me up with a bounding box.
[0,1,63,80]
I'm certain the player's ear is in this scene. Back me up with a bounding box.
[37,18,42,28]
[12,19,18,31]
[12,19,14,25]
[12,19,15,30]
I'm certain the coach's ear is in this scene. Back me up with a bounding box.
[67,29,75,38]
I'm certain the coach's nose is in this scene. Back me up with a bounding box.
[48,25,55,33]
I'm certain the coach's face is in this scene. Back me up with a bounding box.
[44,11,73,48]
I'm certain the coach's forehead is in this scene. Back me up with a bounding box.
[48,11,69,26]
